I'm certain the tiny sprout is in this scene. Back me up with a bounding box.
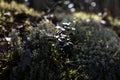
[62,22,71,26]
[5,37,11,42]
[58,38,62,42]
[61,28,66,31]
[4,12,11,17]
[67,38,70,41]
[71,27,76,30]
[55,25,61,29]
[54,35,59,38]
[61,34,67,39]
[55,25,65,31]
[52,44,55,46]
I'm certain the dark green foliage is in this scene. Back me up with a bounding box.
[65,21,120,80]
[29,26,60,80]
[28,20,120,80]
[71,20,120,80]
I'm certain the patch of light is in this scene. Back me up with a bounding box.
[70,8,76,12]
[98,12,102,16]
[91,2,96,7]
[25,0,28,2]
[68,3,74,8]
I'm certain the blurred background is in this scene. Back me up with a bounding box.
[4,0,120,19]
